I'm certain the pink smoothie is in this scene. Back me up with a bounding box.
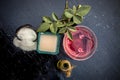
[63,25,97,61]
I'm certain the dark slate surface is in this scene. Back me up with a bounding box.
[0,0,120,80]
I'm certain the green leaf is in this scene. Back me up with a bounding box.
[73,15,83,24]
[52,12,58,21]
[61,14,68,20]
[73,5,77,13]
[56,21,65,27]
[66,22,74,26]
[76,5,91,16]
[50,23,58,34]
[67,30,73,40]
[68,27,76,32]
[77,5,82,9]
[64,9,74,18]
[58,27,67,34]
[43,16,52,23]
[37,23,50,32]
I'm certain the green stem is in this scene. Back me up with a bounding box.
[68,18,71,22]
[65,0,69,9]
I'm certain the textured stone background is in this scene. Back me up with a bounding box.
[0,0,120,80]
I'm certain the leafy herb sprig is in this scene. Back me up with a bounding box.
[37,0,91,40]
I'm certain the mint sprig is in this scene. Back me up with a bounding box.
[37,0,91,40]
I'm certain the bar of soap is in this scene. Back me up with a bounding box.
[37,32,60,55]
[39,34,57,52]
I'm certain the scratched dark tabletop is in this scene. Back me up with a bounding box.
[0,0,120,80]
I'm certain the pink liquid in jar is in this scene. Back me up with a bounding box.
[63,25,97,61]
